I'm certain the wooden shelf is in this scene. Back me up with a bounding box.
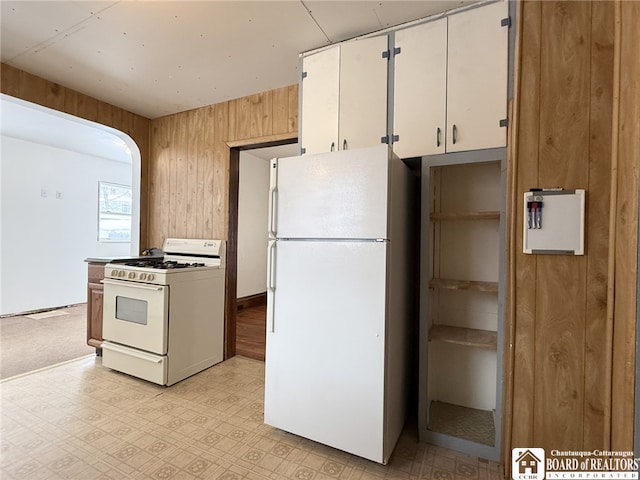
[429,325,497,350]
[430,211,500,221]
[429,278,498,293]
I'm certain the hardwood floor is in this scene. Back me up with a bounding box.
[236,303,266,361]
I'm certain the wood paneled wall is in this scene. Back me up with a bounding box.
[0,63,151,248]
[147,85,298,246]
[507,0,638,463]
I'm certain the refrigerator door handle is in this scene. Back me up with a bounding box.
[268,158,278,238]
[269,188,278,238]
[267,242,277,332]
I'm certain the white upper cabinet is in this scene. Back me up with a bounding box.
[393,18,448,158]
[338,36,388,152]
[300,46,340,156]
[392,1,509,157]
[446,1,509,153]
[300,35,388,155]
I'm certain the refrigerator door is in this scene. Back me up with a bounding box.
[270,145,390,240]
[264,239,388,463]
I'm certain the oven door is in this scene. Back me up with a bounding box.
[102,278,169,354]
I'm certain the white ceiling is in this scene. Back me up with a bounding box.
[1,0,477,120]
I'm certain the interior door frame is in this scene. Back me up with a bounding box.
[225,133,298,359]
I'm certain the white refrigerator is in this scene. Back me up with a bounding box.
[264,145,413,464]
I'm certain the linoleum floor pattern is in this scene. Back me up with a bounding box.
[0,356,502,480]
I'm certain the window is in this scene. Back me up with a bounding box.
[98,182,132,242]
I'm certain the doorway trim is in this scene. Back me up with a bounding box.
[225,132,298,358]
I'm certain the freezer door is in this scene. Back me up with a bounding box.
[264,240,388,463]
[270,145,390,239]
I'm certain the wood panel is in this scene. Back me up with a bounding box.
[272,86,291,133]
[508,0,637,464]
[148,86,296,246]
[0,63,151,249]
[511,0,541,450]
[584,0,614,450]
[611,0,639,450]
[213,102,230,238]
[535,0,590,450]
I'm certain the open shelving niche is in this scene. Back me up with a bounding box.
[418,148,506,461]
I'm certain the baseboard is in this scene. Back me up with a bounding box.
[237,292,267,310]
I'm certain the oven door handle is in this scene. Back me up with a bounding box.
[101,278,164,291]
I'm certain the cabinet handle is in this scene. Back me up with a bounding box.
[330,141,335,152]
[452,124,457,145]
[436,127,441,147]
[343,139,348,150]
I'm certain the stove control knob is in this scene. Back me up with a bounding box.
[110,269,118,277]
[128,272,135,279]
[148,274,155,281]
[118,270,125,278]
[140,273,147,280]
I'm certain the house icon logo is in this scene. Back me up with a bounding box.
[512,448,545,480]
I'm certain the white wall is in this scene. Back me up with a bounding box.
[0,135,131,315]
[237,151,270,299]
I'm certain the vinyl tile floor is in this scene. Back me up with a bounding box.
[0,355,503,480]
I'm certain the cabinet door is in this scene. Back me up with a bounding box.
[339,35,388,151]
[446,1,509,152]
[300,46,340,155]
[393,19,447,158]
[87,283,103,347]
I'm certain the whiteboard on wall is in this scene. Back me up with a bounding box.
[523,189,585,255]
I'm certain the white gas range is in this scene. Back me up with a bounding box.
[101,238,225,386]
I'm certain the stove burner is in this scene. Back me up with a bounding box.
[157,261,206,269]
[124,259,207,269]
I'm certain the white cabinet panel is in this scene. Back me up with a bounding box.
[446,1,508,152]
[393,19,447,158]
[392,1,508,157]
[339,35,388,151]
[301,35,388,154]
[300,46,340,155]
